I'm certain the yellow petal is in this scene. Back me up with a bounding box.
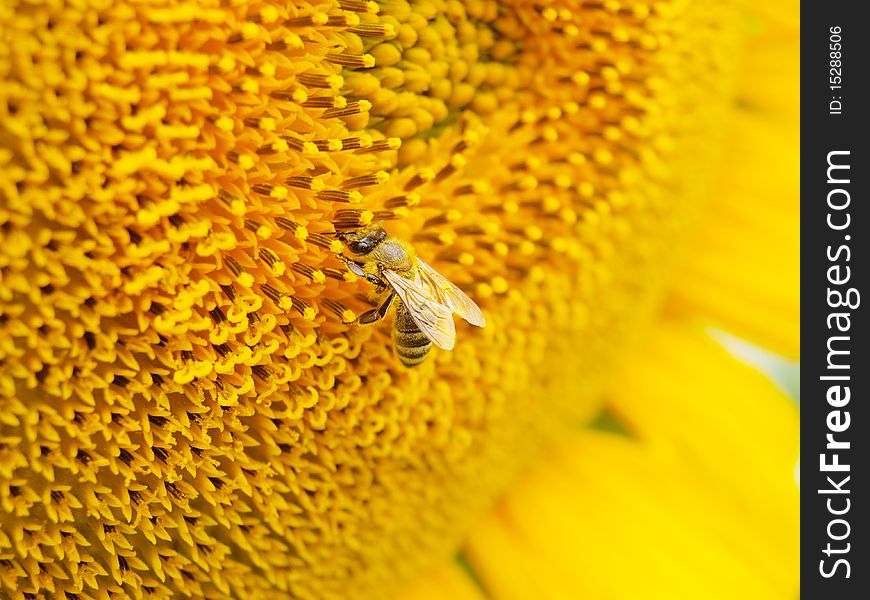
[665,9,799,358]
[607,324,799,541]
[667,108,799,357]
[460,324,798,599]
[733,0,799,121]
[394,561,486,600]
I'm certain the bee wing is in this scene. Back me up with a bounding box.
[415,258,486,327]
[381,269,457,350]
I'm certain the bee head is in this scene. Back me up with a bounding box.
[334,224,387,256]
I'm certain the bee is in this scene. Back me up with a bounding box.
[334,224,486,366]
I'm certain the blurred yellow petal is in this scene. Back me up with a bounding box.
[665,9,799,358]
[394,561,486,600]
[459,324,798,600]
[607,324,799,546]
[733,0,799,121]
[733,0,799,57]
[667,105,799,358]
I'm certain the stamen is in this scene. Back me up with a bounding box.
[312,138,344,152]
[296,73,344,90]
[260,284,283,304]
[219,284,236,300]
[321,100,372,119]
[286,14,330,27]
[452,181,488,196]
[281,135,319,154]
[317,190,361,203]
[291,263,326,283]
[337,0,379,14]
[307,233,342,252]
[290,297,317,320]
[251,365,271,381]
[354,138,400,153]
[323,267,354,282]
[433,155,467,183]
[436,250,475,266]
[274,217,300,233]
[325,14,359,27]
[347,23,396,38]
[383,193,420,209]
[285,176,324,191]
[333,209,374,229]
[340,134,373,150]
[258,248,281,269]
[404,169,434,191]
[225,256,244,277]
[243,117,277,130]
[423,209,462,228]
[321,299,357,323]
[302,97,348,109]
[270,88,308,103]
[251,184,274,196]
[341,171,388,189]
[371,210,399,221]
[266,37,303,52]
[324,53,376,69]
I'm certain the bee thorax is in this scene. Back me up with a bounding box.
[372,239,414,273]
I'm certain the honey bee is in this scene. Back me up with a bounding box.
[334,224,486,366]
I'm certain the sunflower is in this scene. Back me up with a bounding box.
[0,0,797,599]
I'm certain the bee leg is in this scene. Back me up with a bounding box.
[376,291,396,318]
[372,263,390,293]
[337,254,366,276]
[362,272,389,292]
[339,254,388,290]
[357,292,396,325]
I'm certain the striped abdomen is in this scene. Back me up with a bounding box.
[392,299,431,366]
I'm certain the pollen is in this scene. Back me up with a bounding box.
[1,0,743,598]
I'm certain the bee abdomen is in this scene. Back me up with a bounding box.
[394,335,431,366]
[393,302,431,366]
